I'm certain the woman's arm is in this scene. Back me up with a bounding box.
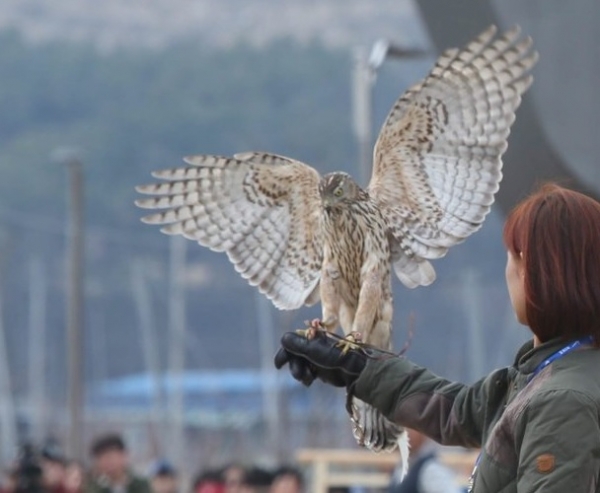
[354,357,510,448]
[276,330,511,448]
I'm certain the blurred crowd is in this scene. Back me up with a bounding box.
[0,433,309,493]
[0,430,465,493]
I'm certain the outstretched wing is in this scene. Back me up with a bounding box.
[136,152,323,310]
[368,26,538,287]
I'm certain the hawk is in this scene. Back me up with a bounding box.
[136,25,537,473]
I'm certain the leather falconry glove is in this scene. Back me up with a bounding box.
[274,331,367,388]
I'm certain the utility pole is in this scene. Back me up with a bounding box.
[28,257,46,441]
[352,46,373,187]
[255,292,280,456]
[131,259,165,449]
[167,236,186,484]
[352,42,427,186]
[53,149,85,461]
[0,286,17,464]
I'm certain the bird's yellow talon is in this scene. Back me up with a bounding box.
[295,328,310,337]
[296,327,319,340]
[336,331,363,354]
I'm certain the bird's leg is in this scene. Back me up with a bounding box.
[298,264,341,340]
[333,304,362,353]
[347,270,387,349]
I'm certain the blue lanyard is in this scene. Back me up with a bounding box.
[467,335,594,492]
[527,335,594,383]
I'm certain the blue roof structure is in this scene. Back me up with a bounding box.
[85,370,332,427]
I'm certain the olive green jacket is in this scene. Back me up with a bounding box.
[84,473,153,493]
[354,338,600,493]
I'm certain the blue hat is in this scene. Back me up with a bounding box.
[150,460,177,477]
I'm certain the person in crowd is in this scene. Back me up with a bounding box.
[388,429,463,493]
[239,468,272,493]
[84,433,152,493]
[193,469,225,493]
[40,440,68,493]
[0,466,17,493]
[149,461,177,493]
[63,460,85,493]
[269,466,303,493]
[275,183,600,492]
[221,464,244,493]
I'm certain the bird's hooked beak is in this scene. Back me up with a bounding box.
[321,196,333,212]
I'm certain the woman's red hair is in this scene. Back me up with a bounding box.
[503,183,600,344]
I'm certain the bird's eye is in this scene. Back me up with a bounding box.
[333,187,343,197]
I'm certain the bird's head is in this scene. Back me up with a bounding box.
[318,172,361,210]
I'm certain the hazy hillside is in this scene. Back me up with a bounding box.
[0,0,426,50]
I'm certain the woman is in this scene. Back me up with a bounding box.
[274,183,600,493]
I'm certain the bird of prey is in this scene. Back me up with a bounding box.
[135,25,537,473]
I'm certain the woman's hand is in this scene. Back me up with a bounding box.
[273,331,367,387]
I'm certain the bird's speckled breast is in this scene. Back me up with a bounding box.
[321,199,390,304]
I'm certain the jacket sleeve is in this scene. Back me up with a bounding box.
[516,389,600,492]
[352,356,510,448]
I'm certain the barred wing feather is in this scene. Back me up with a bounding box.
[136,153,323,310]
[368,25,538,287]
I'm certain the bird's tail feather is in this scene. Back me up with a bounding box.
[350,398,410,477]
[396,428,410,480]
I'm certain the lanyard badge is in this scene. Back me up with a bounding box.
[466,336,594,492]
